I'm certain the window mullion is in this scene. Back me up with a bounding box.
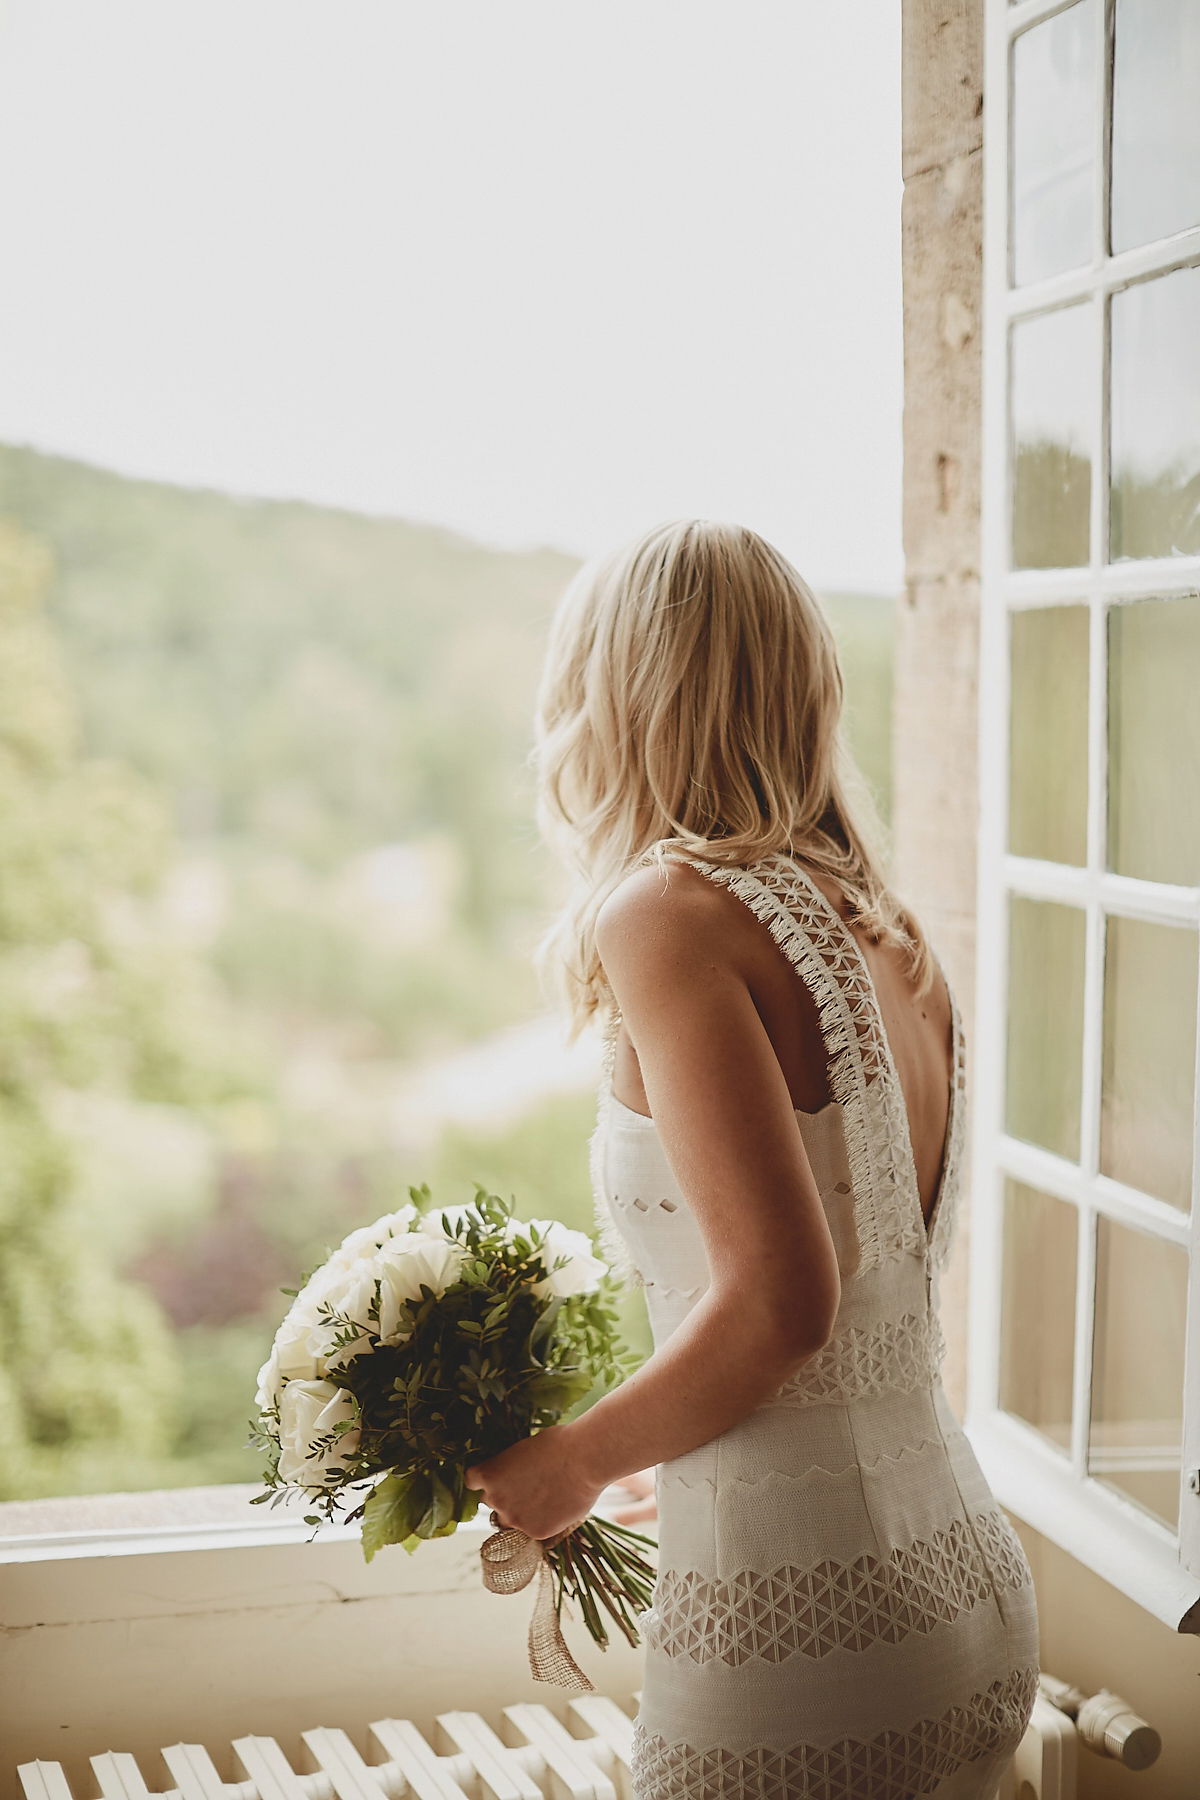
[1091,1175,1192,1246]
[1071,1201,1098,1477]
[1075,753,1108,1497]
[1003,856,1199,925]
[1080,901,1105,1183]
[1090,329,1111,1221]
[1008,0,1088,37]
[1100,554,1200,600]
[971,0,1018,1434]
[1006,554,1200,607]
[1002,230,1200,320]
[1096,0,1114,274]
[1180,966,1200,1576]
[1096,0,1114,569]
[996,1135,1193,1244]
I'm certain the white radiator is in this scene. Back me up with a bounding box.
[997,1694,1079,1800]
[996,1676,1161,1800]
[19,1694,636,1800]
[17,1677,1159,1800]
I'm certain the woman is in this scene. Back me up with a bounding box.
[468,521,1038,1799]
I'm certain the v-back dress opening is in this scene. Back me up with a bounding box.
[592,853,1038,1800]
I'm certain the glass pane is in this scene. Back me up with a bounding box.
[1007,898,1087,1161]
[1112,0,1200,253]
[1009,607,1089,865]
[1110,265,1200,560]
[1012,3,1096,285]
[1012,306,1093,569]
[1108,594,1200,884]
[1000,1181,1078,1451]
[1102,917,1197,1210]
[1090,1217,1188,1528]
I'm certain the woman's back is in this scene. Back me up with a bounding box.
[610,859,955,1223]
[596,852,1039,1800]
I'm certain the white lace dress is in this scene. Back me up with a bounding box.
[593,855,1038,1800]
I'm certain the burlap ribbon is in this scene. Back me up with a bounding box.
[480,1524,594,1691]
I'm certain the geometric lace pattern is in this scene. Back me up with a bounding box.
[631,1664,1039,1800]
[970,1508,1032,1594]
[773,1309,945,1406]
[670,854,948,1274]
[643,1512,1032,1666]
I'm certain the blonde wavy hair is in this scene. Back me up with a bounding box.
[535,520,930,1031]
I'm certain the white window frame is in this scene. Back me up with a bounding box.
[970,0,1200,1631]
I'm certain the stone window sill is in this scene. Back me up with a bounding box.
[0,1482,365,1562]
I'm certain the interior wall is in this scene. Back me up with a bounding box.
[897,7,1200,1798]
[1012,1520,1200,1800]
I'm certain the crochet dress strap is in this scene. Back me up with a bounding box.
[666,851,928,1272]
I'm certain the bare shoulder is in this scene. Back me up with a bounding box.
[595,860,739,976]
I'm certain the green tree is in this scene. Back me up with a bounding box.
[0,520,235,1495]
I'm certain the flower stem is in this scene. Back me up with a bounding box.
[546,1516,657,1653]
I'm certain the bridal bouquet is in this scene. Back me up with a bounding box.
[251,1187,655,1685]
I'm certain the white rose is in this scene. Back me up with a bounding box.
[529,1220,607,1298]
[267,1269,341,1390]
[306,1257,380,1369]
[262,1257,360,1390]
[260,1225,411,1409]
[326,1206,417,1272]
[255,1348,282,1412]
[417,1203,484,1242]
[276,1379,360,1489]
[376,1235,468,1341]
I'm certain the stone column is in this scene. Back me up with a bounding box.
[897,0,984,1419]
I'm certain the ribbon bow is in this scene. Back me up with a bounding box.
[480,1522,593,1691]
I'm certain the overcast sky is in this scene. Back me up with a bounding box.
[0,1,902,593]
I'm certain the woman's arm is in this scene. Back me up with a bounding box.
[466,862,841,1537]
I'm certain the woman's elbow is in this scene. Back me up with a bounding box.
[760,1268,840,1371]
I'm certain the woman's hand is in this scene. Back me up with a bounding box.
[466,1425,602,1543]
[610,1466,657,1525]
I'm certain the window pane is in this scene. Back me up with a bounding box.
[1112,0,1200,253]
[1102,917,1197,1210]
[1090,1217,1188,1529]
[1110,265,1200,561]
[1012,306,1093,569]
[1012,3,1096,285]
[1009,607,1089,865]
[1007,897,1087,1161]
[1000,1180,1078,1451]
[1108,594,1200,884]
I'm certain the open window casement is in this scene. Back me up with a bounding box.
[969,0,1200,1631]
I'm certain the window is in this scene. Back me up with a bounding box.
[0,9,906,1546]
[971,0,1200,1630]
